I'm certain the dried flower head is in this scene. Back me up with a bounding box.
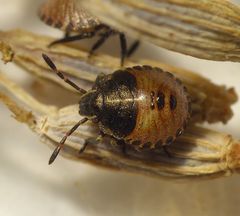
[0,29,239,180]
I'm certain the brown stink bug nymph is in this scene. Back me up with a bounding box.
[42,54,191,164]
[39,0,140,66]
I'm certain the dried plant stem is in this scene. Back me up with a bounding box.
[0,73,57,114]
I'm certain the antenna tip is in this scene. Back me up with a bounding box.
[48,146,61,165]
[42,53,57,71]
[42,53,48,61]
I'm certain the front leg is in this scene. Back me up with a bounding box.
[126,40,140,58]
[79,141,89,154]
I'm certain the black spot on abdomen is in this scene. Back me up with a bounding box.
[170,94,177,110]
[157,91,165,110]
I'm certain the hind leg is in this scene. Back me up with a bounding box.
[88,29,116,58]
[126,40,140,58]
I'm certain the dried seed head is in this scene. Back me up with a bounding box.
[80,0,240,62]
[0,30,239,179]
[39,0,101,33]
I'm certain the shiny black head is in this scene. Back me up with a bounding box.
[79,91,103,118]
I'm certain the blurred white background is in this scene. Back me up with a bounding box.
[0,0,240,216]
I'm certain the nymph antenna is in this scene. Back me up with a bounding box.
[42,53,87,94]
[49,117,89,164]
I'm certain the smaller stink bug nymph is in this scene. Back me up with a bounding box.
[42,54,191,164]
[39,0,140,66]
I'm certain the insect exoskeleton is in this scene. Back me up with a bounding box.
[42,54,191,164]
[39,0,140,66]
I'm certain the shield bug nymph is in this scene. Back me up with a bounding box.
[39,0,140,66]
[42,54,191,164]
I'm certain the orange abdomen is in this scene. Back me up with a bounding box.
[125,66,191,148]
